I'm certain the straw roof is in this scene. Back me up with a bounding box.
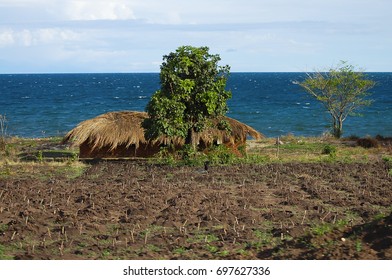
[63,111,263,151]
[194,116,263,146]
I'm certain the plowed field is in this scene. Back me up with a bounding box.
[1,160,391,259]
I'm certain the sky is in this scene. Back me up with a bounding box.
[0,0,391,73]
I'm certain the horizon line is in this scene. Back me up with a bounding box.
[1,71,392,75]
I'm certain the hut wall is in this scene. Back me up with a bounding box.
[79,141,161,158]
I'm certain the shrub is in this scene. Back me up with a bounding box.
[179,144,206,166]
[206,145,236,165]
[356,137,379,148]
[154,146,177,166]
[322,144,337,156]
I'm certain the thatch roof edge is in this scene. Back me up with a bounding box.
[63,111,264,150]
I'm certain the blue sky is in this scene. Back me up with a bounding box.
[0,0,391,73]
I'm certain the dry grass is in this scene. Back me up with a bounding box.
[0,160,87,180]
[246,135,391,163]
[0,137,86,180]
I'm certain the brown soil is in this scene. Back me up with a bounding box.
[0,161,391,259]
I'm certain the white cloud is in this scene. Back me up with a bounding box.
[0,28,81,47]
[0,0,392,72]
[19,29,33,46]
[63,0,135,21]
[0,29,14,46]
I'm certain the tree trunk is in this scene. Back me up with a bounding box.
[185,127,197,149]
[332,117,343,138]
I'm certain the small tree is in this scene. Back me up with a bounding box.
[297,62,375,138]
[145,46,231,148]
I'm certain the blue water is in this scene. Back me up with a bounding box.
[0,73,391,138]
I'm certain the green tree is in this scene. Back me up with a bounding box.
[297,62,375,138]
[145,46,231,148]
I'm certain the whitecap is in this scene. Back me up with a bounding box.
[138,96,147,99]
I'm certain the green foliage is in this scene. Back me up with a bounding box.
[0,244,13,260]
[382,156,392,176]
[172,246,187,255]
[145,46,231,147]
[382,156,392,164]
[204,244,218,253]
[322,144,337,157]
[153,146,177,166]
[355,240,363,252]
[0,223,8,233]
[36,150,44,162]
[187,233,219,244]
[297,61,375,138]
[253,229,274,246]
[179,144,201,164]
[206,145,236,165]
[311,223,334,236]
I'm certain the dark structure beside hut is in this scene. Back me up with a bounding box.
[63,111,263,158]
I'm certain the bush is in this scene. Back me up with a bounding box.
[179,144,206,166]
[322,144,337,156]
[356,137,379,148]
[154,146,177,166]
[206,145,236,165]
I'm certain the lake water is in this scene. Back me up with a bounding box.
[1,72,391,138]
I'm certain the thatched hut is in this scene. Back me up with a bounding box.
[63,111,263,158]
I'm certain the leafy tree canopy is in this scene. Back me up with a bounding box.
[145,46,231,146]
[297,61,375,138]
